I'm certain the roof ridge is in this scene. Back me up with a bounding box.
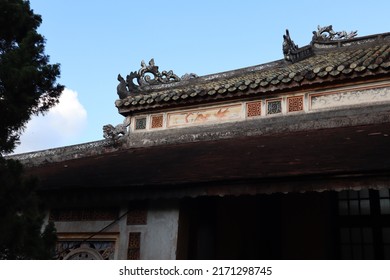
[115,26,390,115]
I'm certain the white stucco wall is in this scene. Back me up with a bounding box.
[140,202,179,260]
[52,201,180,260]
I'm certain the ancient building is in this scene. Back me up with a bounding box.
[12,26,390,259]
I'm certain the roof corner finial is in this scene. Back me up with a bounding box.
[116,59,183,99]
[283,29,298,62]
[312,25,358,42]
[103,117,130,142]
[283,29,314,63]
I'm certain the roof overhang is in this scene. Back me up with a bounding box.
[21,103,390,206]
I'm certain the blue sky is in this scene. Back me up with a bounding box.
[14,0,390,153]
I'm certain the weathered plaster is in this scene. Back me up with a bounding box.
[141,201,179,260]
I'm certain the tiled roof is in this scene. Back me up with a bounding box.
[115,31,390,115]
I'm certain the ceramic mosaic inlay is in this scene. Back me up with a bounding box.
[288,96,304,112]
[310,86,390,110]
[151,114,164,129]
[135,117,147,130]
[247,101,262,117]
[267,100,282,115]
[167,104,242,127]
[128,232,141,260]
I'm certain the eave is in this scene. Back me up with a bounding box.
[17,103,390,205]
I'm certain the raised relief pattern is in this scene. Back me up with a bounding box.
[288,96,304,112]
[151,115,164,129]
[311,87,390,110]
[267,100,282,115]
[247,101,262,117]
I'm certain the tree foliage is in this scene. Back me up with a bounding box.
[0,0,63,154]
[0,158,57,259]
[0,0,62,259]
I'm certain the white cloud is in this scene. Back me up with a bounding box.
[13,88,87,154]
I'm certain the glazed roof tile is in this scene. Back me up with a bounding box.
[116,31,390,115]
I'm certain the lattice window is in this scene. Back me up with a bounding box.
[267,100,282,115]
[127,209,147,225]
[246,101,262,117]
[151,114,163,129]
[128,232,141,260]
[49,208,119,221]
[287,96,304,112]
[135,117,147,130]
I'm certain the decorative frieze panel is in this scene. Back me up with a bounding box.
[135,117,147,130]
[267,99,282,115]
[167,104,242,128]
[129,83,390,133]
[247,101,262,117]
[287,95,304,112]
[310,86,390,110]
[151,114,164,129]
